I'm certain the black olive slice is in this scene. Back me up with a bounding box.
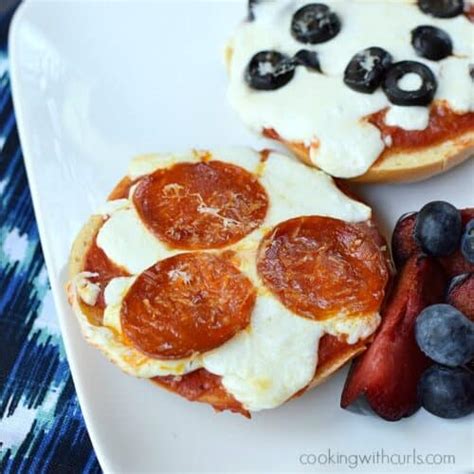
[291,3,341,44]
[343,47,393,94]
[382,61,437,106]
[245,51,296,91]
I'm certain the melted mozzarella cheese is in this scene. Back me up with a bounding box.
[75,272,101,306]
[436,57,474,113]
[204,300,380,411]
[256,151,372,225]
[77,148,384,410]
[398,73,423,92]
[96,207,177,274]
[385,106,430,130]
[228,0,474,177]
[325,313,381,345]
[202,295,324,411]
[95,198,130,216]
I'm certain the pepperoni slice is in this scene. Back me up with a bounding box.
[133,161,268,250]
[121,252,256,359]
[257,216,389,320]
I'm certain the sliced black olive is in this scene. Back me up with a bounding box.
[248,0,259,21]
[382,61,437,106]
[294,49,322,72]
[418,0,464,18]
[343,47,393,94]
[291,3,341,44]
[411,25,453,61]
[245,51,296,91]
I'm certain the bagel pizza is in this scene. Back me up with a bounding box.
[225,0,474,182]
[67,148,390,416]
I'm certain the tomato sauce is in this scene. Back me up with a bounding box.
[369,104,474,158]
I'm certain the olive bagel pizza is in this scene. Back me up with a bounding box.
[67,149,390,416]
[225,0,474,182]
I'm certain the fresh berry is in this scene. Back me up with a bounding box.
[415,304,474,367]
[382,61,437,106]
[341,255,447,421]
[392,212,418,268]
[294,49,321,72]
[461,219,474,263]
[446,273,474,321]
[414,201,462,257]
[344,47,393,94]
[411,25,453,61]
[245,51,295,91]
[391,208,474,275]
[342,392,378,416]
[291,3,341,44]
[418,365,474,419]
[418,0,464,18]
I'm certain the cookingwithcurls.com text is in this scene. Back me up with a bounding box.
[298,448,456,470]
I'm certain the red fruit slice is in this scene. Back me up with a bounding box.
[341,254,448,421]
[392,208,474,277]
[446,273,474,322]
[391,212,417,267]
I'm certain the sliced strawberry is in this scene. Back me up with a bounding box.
[341,254,448,421]
[392,208,474,276]
[391,212,417,268]
[446,273,474,322]
[461,208,474,225]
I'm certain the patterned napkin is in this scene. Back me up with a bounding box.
[0,5,100,473]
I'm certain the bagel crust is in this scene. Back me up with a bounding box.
[279,129,474,184]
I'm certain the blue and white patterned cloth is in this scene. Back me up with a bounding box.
[0,5,100,472]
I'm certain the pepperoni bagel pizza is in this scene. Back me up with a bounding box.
[226,0,474,182]
[67,148,390,416]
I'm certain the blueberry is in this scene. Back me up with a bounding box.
[418,365,474,419]
[294,49,322,72]
[461,219,474,264]
[382,61,437,106]
[344,47,393,94]
[415,304,474,367]
[245,51,295,91]
[414,201,462,256]
[418,0,464,18]
[291,3,341,44]
[411,25,453,61]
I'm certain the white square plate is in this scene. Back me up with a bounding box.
[9,1,473,472]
